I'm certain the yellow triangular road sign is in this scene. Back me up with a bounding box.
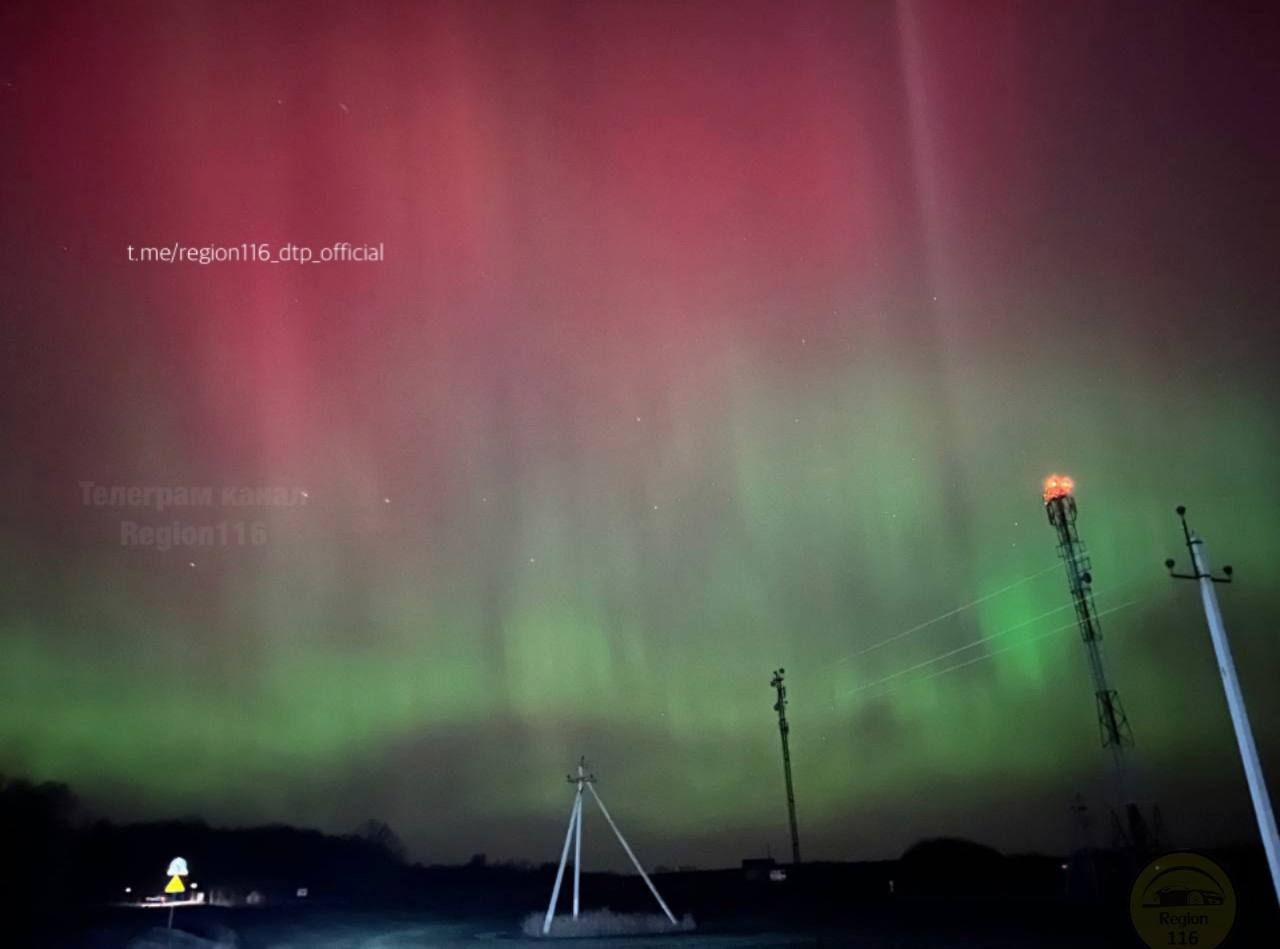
[165,874,185,894]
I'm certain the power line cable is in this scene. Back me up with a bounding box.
[843,580,1137,696]
[850,599,1142,702]
[839,561,1061,661]
[843,601,1075,696]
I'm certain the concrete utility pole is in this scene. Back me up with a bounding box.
[1166,506,1280,907]
[771,668,802,865]
[542,757,677,934]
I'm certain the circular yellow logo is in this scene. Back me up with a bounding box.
[1130,851,1236,949]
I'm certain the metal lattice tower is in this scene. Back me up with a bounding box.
[770,668,801,865]
[1043,476,1133,761]
[1043,475,1149,852]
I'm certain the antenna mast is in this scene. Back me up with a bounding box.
[771,668,802,865]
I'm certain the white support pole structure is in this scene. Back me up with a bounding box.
[542,793,581,935]
[542,758,678,934]
[586,783,677,926]
[573,775,583,918]
[1187,533,1280,907]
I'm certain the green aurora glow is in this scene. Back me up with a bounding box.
[2,0,1278,869]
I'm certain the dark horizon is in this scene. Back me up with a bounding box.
[13,748,1275,871]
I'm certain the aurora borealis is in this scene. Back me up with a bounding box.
[2,0,1279,870]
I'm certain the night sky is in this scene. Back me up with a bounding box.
[2,1,1279,870]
